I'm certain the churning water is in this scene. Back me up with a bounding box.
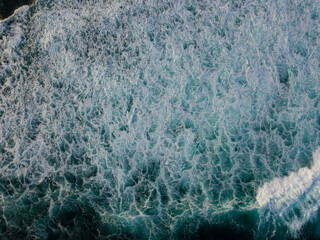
[0,0,320,239]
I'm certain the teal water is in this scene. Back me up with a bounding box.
[0,0,320,239]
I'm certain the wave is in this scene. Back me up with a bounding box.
[257,147,320,235]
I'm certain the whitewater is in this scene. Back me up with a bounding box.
[0,0,319,239]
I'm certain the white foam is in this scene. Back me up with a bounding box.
[257,147,320,232]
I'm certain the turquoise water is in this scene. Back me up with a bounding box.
[0,0,320,239]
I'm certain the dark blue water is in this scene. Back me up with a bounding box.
[0,0,34,19]
[0,0,320,239]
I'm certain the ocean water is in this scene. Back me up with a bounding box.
[0,0,319,239]
[0,0,34,19]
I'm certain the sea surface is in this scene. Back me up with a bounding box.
[0,0,320,239]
